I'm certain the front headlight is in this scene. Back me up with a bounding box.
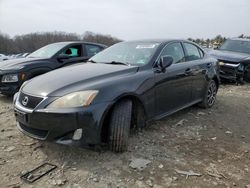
[46,90,99,109]
[1,74,18,83]
[218,61,225,66]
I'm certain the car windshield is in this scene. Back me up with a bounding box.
[27,43,66,58]
[219,40,250,54]
[90,42,160,66]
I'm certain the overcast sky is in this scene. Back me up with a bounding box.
[0,0,249,40]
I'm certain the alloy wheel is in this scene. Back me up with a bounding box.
[207,81,217,106]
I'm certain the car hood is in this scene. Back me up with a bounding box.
[208,50,249,63]
[0,57,47,71]
[22,63,139,97]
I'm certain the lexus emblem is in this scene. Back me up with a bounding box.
[22,96,29,106]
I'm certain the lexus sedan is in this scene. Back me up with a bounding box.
[208,38,250,83]
[0,41,106,95]
[14,39,219,152]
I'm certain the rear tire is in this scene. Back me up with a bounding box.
[199,80,217,108]
[108,99,132,152]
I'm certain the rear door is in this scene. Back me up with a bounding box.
[182,42,208,101]
[154,42,193,116]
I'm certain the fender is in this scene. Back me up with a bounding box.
[27,67,53,79]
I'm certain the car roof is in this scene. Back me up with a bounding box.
[123,39,192,45]
[229,38,250,42]
[52,41,107,48]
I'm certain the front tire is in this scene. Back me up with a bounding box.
[108,99,132,152]
[199,80,217,108]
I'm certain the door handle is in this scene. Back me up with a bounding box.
[185,68,193,75]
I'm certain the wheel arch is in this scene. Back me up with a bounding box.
[27,67,52,79]
[99,93,147,143]
[212,76,220,91]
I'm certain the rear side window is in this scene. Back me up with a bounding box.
[160,42,185,64]
[183,43,202,61]
[85,45,102,57]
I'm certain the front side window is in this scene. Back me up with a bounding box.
[219,39,250,54]
[183,43,202,61]
[85,45,102,57]
[28,43,66,58]
[61,45,82,58]
[160,42,185,64]
[90,42,160,66]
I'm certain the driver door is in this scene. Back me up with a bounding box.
[57,44,87,66]
[154,42,192,116]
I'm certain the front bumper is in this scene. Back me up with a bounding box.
[0,73,22,95]
[14,93,111,146]
[219,63,243,81]
[0,82,20,95]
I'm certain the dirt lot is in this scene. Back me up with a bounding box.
[0,84,250,188]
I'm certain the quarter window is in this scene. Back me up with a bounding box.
[160,43,185,64]
[183,43,202,61]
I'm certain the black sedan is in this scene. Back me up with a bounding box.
[14,39,219,152]
[0,41,106,95]
[208,38,250,83]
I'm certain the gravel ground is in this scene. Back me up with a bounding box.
[0,84,250,188]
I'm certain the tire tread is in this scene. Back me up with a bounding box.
[109,99,132,152]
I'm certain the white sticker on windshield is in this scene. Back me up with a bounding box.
[136,44,158,49]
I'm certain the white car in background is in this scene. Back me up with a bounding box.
[0,54,8,62]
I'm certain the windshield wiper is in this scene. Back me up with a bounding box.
[106,61,130,66]
[87,60,97,63]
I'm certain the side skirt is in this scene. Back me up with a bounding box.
[147,99,202,123]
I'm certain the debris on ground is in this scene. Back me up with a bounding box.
[175,169,202,179]
[197,112,206,116]
[225,131,233,135]
[174,119,187,126]
[206,163,228,179]
[21,163,57,183]
[50,179,67,186]
[21,142,37,146]
[145,179,154,187]
[158,164,164,169]
[5,146,15,152]
[129,158,151,171]
[92,177,99,182]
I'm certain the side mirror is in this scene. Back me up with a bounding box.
[57,54,70,62]
[160,55,173,70]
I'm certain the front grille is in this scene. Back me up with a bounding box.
[18,92,44,109]
[19,123,48,139]
[220,66,235,76]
